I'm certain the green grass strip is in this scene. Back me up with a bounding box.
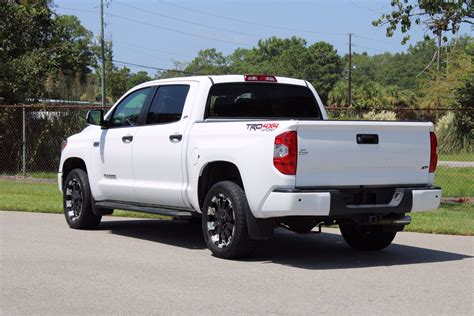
[0,179,472,235]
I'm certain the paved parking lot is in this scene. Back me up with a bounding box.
[1,211,473,314]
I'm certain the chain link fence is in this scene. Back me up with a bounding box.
[0,104,110,175]
[0,104,472,197]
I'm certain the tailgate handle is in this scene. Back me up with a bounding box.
[357,134,379,144]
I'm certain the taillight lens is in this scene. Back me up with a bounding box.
[273,131,297,175]
[429,132,437,173]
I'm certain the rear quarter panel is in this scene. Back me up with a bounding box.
[186,120,297,217]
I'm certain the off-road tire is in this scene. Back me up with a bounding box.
[202,181,256,259]
[63,168,102,229]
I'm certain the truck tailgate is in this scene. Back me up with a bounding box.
[295,121,433,187]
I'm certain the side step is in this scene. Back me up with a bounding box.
[95,201,193,219]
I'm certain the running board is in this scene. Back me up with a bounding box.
[95,201,193,219]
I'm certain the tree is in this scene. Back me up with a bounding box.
[231,37,343,103]
[185,48,230,75]
[0,2,96,102]
[44,15,95,100]
[373,0,473,44]
[128,71,151,88]
[0,2,55,102]
[303,42,343,103]
[235,36,308,75]
[108,67,130,101]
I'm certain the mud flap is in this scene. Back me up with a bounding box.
[246,209,273,239]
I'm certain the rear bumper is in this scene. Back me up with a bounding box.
[258,186,441,218]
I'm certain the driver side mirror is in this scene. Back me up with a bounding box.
[86,109,107,128]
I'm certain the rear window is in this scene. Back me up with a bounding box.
[205,83,321,119]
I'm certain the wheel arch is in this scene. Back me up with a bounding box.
[197,160,274,240]
[197,161,243,209]
[62,157,87,187]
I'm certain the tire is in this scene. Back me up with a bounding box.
[339,224,396,251]
[63,168,102,229]
[201,181,256,259]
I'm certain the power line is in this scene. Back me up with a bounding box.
[57,5,393,52]
[115,1,265,39]
[352,44,386,53]
[160,1,402,44]
[57,6,100,15]
[113,42,183,62]
[112,59,199,75]
[109,13,254,47]
[353,34,392,44]
[119,1,394,49]
[349,0,383,15]
[160,0,347,37]
[57,6,254,47]
[415,50,438,78]
[160,1,399,46]
[113,40,195,59]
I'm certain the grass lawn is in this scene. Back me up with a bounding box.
[1,179,472,236]
[406,203,473,235]
[28,172,58,180]
[0,180,164,219]
[439,152,474,162]
[434,167,473,197]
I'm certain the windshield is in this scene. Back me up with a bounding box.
[206,83,321,119]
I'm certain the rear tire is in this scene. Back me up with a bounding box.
[339,224,396,250]
[202,181,256,259]
[63,168,101,229]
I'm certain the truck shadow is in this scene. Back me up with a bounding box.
[99,219,472,270]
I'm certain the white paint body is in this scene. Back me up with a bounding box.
[58,75,441,218]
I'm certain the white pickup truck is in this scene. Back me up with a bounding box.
[58,75,441,258]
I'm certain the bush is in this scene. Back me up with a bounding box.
[362,110,397,121]
[436,111,473,154]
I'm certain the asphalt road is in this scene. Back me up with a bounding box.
[1,211,473,315]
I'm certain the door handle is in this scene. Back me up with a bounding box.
[169,134,182,143]
[122,135,133,143]
[356,134,379,144]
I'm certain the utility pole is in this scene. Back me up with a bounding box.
[100,0,106,107]
[436,30,441,108]
[22,105,26,175]
[348,33,352,107]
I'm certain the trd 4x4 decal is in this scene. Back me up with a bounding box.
[246,123,279,131]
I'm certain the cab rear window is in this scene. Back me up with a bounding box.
[206,83,321,119]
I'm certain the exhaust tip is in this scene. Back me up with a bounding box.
[393,216,411,225]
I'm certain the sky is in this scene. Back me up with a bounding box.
[54,0,473,75]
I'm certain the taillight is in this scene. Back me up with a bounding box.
[273,131,297,175]
[244,74,277,83]
[61,139,67,152]
[429,132,437,173]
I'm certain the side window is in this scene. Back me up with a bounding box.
[146,85,190,125]
[110,88,150,128]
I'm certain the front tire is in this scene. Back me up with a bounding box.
[63,168,101,229]
[339,224,396,250]
[202,181,256,259]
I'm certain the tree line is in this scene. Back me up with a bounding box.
[1,1,472,110]
[0,0,472,164]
